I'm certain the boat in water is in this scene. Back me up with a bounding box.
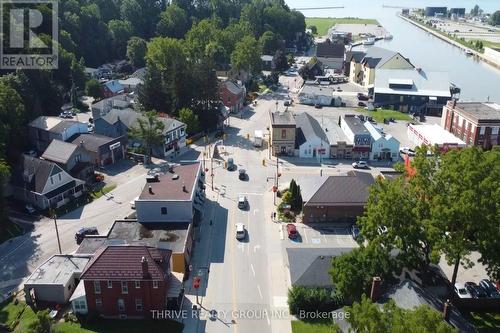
[362,37,375,45]
[465,50,473,56]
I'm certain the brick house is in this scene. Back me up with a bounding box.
[269,110,296,156]
[441,100,500,148]
[219,80,245,113]
[81,246,175,318]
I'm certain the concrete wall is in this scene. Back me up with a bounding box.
[136,200,193,223]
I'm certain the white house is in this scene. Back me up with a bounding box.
[135,162,205,223]
[364,121,400,160]
[159,117,187,158]
[295,113,330,159]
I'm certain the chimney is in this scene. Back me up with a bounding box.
[370,276,381,301]
[80,140,84,147]
[141,256,149,278]
[148,185,153,195]
[443,299,451,322]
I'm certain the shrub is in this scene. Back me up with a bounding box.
[288,286,343,316]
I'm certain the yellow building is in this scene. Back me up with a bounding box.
[346,47,414,88]
[269,110,296,156]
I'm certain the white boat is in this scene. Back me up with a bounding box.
[465,50,473,56]
[384,34,393,40]
[362,37,375,45]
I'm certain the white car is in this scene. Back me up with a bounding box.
[454,283,472,299]
[238,195,247,209]
[400,147,416,156]
[130,197,139,209]
[235,223,246,240]
[352,161,368,169]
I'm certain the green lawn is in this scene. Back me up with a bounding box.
[53,319,184,333]
[0,220,24,243]
[306,17,380,36]
[291,319,334,333]
[469,312,500,333]
[358,108,412,123]
[0,298,25,328]
[90,184,117,200]
[13,303,37,333]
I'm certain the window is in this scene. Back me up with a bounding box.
[118,299,125,312]
[281,129,286,139]
[479,126,485,135]
[180,128,185,136]
[161,207,167,215]
[135,281,140,289]
[95,298,102,308]
[50,177,54,185]
[492,127,499,135]
[166,134,171,142]
[58,174,62,181]
[135,299,143,311]
[74,299,86,310]
[121,281,128,294]
[94,281,101,294]
[107,281,112,288]
[153,281,159,289]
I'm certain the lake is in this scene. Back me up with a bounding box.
[287,0,500,102]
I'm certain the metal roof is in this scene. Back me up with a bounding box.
[25,255,90,285]
[295,113,329,144]
[374,69,451,97]
[42,139,79,164]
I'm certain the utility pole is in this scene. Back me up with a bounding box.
[52,210,62,254]
[274,156,279,205]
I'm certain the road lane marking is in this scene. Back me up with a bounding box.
[302,227,309,243]
[257,285,263,299]
[253,244,261,252]
[250,263,256,276]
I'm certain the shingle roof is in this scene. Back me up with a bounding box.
[316,41,345,58]
[295,113,329,143]
[29,116,81,133]
[17,155,57,193]
[104,80,124,93]
[70,133,116,152]
[42,139,79,164]
[349,46,411,69]
[158,117,185,134]
[80,245,172,281]
[306,171,374,206]
[221,80,244,95]
[101,109,143,129]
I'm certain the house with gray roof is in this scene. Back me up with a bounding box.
[71,133,127,167]
[11,155,86,210]
[94,109,143,138]
[298,84,336,106]
[345,46,414,87]
[299,171,374,223]
[41,139,94,183]
[374,68,452,114]
[28,116,89,153]
[157,117,187,158]
[295,113,330,159]
[316,39,345,71]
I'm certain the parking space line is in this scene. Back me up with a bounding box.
[250,263,256,276]
[302,227,309,243]
[257,285,263,299]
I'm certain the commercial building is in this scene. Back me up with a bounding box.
[425,7,447,17]
[441,100,500,148]
[323,117,354,159]
[300,171,375,223]
[71,133,127,167]
[340,115,372,159]
[135,162,204,223]
[407,123,466,150]
[219,80,246,113]
[297,84,336,106]
[373,69,452,114]
[364,121,400,160]
[269,110,296,156]
[24,255,90,305]
[28,116,89,153]
[295,113,330,159]
[345,47,414,87]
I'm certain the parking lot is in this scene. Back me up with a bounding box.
[434,19,500,43]
[284,223,359,248]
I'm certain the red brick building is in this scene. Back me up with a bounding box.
[80,246,173,318]
[441,100,500,149]
[219,80,245,113]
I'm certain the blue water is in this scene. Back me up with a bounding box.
[287,0,500,102]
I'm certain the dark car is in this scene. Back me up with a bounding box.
[238,169,246,180]
[75,227,98,244]
[314,104,322,109]
[465,282,487,298]
[358,101,366,107]
[479,279,500,298]
[357,93,369,101]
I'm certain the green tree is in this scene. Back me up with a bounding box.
[231,35,262,75]
[108,19,133,59]
[27,309,52,333]
[85,79,102,99]
[490,11,500,26]
[259,31,283,54]
[130,111,165,159]
[272,49,289,72]
[156,4,189,38]
[178,107,199,135]
[308,25,317,35]
[338,295,458,333]
[288,286,342,316]
[120,0,160,38]
[470,4,481,16]
[126,37,148,68]
[0,160,10,227]
[0,82,25,157]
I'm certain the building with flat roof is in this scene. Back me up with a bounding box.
[374,69,451,114]
[269,110,296,156]
[407,123,466,150]
[28,116,89,153]
[297,84,335,106]
[24,255,91,305]
[441,100,500,148]
[340,115,371,159]
[136,162,204,223]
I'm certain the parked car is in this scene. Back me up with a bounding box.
[314,104,322,109]
[464,282,487,298]
[235,223,246,240]
[75,227,98,244]
[130,196,139,209]
[352,161,368,169]
[227,158,236,171]
[237,195,247,209]
[479,279,500,298]
[351,225,360,239]
[358,101,366,107]
[357,93,369,101]
[336,87,342,92]
[238,169,247,180]
[284,100,292,106]
[400,147,416,156]
[286,224,298,239]
[454,283,472,299]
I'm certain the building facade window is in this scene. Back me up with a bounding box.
[107,281,112,288]
[135,299,143,311]
[153,281,159,289]
[95,298,102,308]
[492,127,499,135]
[479,127,485,135]
[135,281,140,289]
[94,281,101,294]
[121,281,128,294]
[118,299,125,312]
[281,129,286,139]
[161,207,167,215]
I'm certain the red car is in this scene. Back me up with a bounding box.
[287,224,298,239]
